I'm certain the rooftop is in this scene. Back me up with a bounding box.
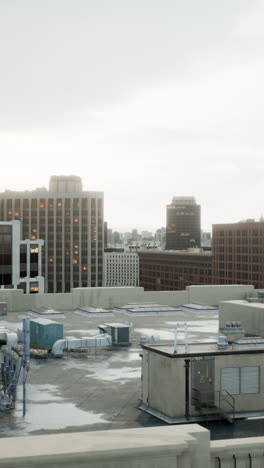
[142,340,264,357]
[138,249,212,257]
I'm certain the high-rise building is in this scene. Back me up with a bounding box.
[0,176,104,293]
[104,252,139,287]
[0,221,44,293]
[138,250,212,291]
[166,197,201,250]
[212,221,264,289]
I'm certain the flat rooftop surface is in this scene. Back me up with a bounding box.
[143,341,264,357]
[1,306,264,440]
[221,300,264,309]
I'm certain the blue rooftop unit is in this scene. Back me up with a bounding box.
[30,318,63,350]
[98,323,132,346]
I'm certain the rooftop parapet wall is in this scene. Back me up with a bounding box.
[0,425,210,468]
[0,284,256,312]
[211,436,264,467]
[219,299,264,335]
[0,423,263,468]
[188,284,254,306]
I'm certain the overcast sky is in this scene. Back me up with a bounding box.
[1,1,264,232]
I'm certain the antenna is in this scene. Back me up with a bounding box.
[22,319,30,416]
[174,323,189,353]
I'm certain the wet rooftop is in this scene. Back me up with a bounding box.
[1,304,264,440]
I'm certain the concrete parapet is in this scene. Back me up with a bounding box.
[219,299,264,335]
[210,436,264,467]
[0,284,257,313]
[0,425,210,468]
[188,285,254,306]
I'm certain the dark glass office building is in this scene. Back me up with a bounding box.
[0,176,104,293]
[0,224,13,287]
[166,197,201,250]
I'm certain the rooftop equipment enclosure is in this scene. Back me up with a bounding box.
[30,318,63,350]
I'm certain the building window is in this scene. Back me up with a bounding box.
[221,366,259,395]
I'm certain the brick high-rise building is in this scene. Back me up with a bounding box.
[166,197,201,250]
[138,250,212,291]
[0,176,104,293]
[213,222,264,289]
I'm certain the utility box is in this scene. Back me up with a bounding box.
[98,323,132,346]
[30,318,63,350]
[0,303,7,316]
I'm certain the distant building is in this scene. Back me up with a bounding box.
[154,227,166,245]
[0,221,44,293]
[166,197,201,250]
[131,229,139,240]
[213,222,264,289]
[104,222,108,248]
[138,250,212,291]
[0,176,104,293]
[104,252,139,287]
[201,231,212,251]
[141,231,153,239]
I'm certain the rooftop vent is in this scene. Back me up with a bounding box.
[217,336,229,349]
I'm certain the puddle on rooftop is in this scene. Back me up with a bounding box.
[135,328,174,340]
[86,366,141,382]
[61,351,141,382]
[165,320,218,334]
[25,384,63,403]
[0,384,107,436]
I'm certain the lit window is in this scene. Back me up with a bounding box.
[32,228,37,233]
[74,250,78,255]
[31,235,36,240]
[49,258,53,263]
[7,211,12,215]
[73,259,78,264]
[39,203,45,209]
[30,286,39,292]
[82,266,87,271]
[74,244,79,248]
[15,211,20,216]
[57,202,62,207]
[74,218,79,223]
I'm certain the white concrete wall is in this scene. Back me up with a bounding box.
[0,284,257,312]
[0,423,263,468]
[188,285,254,306]
[104,252,139,287]
[0,425,210,468]
[211,436,264,467]
[219,300,264,335]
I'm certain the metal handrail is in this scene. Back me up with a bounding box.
[192,388,236,421]
[220,390,235,420]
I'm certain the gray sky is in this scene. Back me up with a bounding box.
[1,0,264,232]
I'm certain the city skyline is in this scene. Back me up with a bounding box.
[1,1,264,231]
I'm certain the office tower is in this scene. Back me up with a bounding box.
[138,250,212,291]
[0,220,44,293]
[166,197,201,250]
[104,222,108,248]
[104,252,139,287]
[213,221,264,289]
[0,176,103,293]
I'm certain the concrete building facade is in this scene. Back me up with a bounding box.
[213,221,264,289]
[104,252,139,287]
[0,176,104,293]
[141,341,264,423]
[138,250,212,291]
[0,221,44,293]
[166,197,201,250]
